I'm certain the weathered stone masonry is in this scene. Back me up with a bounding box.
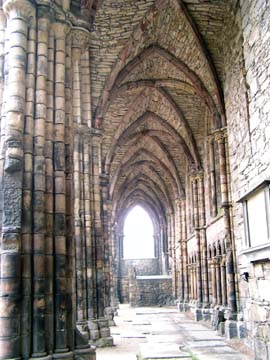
[0,0,270,359]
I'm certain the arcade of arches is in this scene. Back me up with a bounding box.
[0,0,270,359]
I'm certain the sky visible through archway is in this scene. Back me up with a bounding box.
[123,205,154,259]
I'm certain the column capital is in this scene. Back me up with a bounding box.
[71,26,90,49]
[3,0,35,20]
[175,198,182,206]
[91,129,103,146]
[52,21,70,39]
[190,171,204,183]
[213,127,227,143]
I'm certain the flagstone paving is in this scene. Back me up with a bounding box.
[97,305,254,360]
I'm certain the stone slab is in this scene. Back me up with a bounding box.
[138,342,191,359]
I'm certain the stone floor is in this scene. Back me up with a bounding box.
[96,304,254,360]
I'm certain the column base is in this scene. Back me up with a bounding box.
[210,306,225,330]
[176,300,190,312]
[105,306,116,326]
[74,346,96,360]
[194,308,203,321]
[225,320,238,339]
[91,337,113,348]
[76,322,90,349]
[201,307,211,321]
[88,318,114,348]
[52,351,73,359]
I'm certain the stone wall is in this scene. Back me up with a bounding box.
[119,258,161,303]
[119,277,130,303]
[120,258,160,276]
[129,275,173,307]
[224,0,270,357]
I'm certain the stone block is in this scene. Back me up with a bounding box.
[194,308,202,321]
[202,309,211,321]
[93,337,113,348]
[74,347,96,360]
[225,320,238,339]
[52,352,73,359]
[100,328,110,338]
[254,338,269,360]
[237,321,246,338]
[90,330,99,340]
[218,321,225,336]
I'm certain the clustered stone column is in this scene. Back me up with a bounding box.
[70,27,113,348]
[0,1,113,358]
[214,130,237,317]
[0,1,35,358]
[176,126,237,328]
[90,133,113,347]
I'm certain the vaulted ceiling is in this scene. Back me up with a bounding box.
[89,0,231,224]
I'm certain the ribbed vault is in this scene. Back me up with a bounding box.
[92,0,228,239]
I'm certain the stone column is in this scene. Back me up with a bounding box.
[0,1,34,359]
[208,136,217,217]
[176,199,183,303]
[180,199,189,303]
[160,222,168,274]
[170,210,177,298]
[191,175,203,305]
[189,263,193,300]
[99,174,112,311]
[0,4,5,115]
[104,201,117,325]
[71,28,98,357]
[192,263,197,300]
[80,49,94,322]
[83,133,95,320]
[111,222,120,307]
[91,132,104,318]
[81,49,92,128]
[32,11,51,358]
[197,174,209,306]
[210,259,217,306]
[221,256,228,307]
[52,22,70,355]
[0,5,5,207]
[90,131,113,347]
[175,199,182,299]
[117,232,124,302]
[215,257,222,306]
[214,130,237,314]
[21,12,36,358]
[167,213,172,259]
[79,45,97,332]
[72,33,87,336]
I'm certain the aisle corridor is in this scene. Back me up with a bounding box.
[97,305,254,360]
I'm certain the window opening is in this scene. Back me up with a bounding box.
[123,205,155,259]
